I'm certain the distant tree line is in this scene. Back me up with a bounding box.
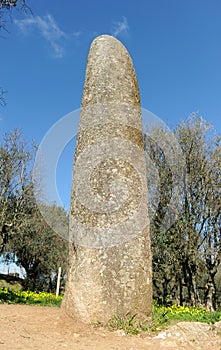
[1,115,221,310]
[144,115,221,311]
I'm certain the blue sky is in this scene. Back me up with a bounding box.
[0,0,221,209]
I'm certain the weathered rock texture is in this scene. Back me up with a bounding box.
[62,35,152,324]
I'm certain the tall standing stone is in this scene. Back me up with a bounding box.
[62,35,152,324]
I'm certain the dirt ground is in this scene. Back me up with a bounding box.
[1,304,221,350]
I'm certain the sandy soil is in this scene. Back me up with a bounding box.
[1,304,221,350]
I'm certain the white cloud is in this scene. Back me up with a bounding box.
[72,31,82,38]
[111,16,129,37]
[14,14,67,58]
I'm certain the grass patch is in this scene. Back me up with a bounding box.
[108,314,147,335]
[108,304,221,334]
[155,304,221,324]
[154,305,221,325]
[0,288,62,307]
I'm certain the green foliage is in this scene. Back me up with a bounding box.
[145,114,221,309]
[0,129,68,292]
[0,129,35,253]
[154,304,221,325]
[108,304,221,335]
[0,288,62,306]
[9,203,68,292]
[108,314,144,335]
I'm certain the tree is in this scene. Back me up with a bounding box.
[174,116,221,309]
[0,129,34,253]
[144,115,221,309]
[201,134,221,310]
[9,204,68,291]
[144,125,186,305]
[0,129,68,291]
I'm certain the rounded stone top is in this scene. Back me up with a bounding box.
[81,35,140,107]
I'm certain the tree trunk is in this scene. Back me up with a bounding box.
[205,281,215,311]
[191,271,202,307]
[179,276,183,306]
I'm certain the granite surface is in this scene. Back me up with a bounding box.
[63,35,152,323]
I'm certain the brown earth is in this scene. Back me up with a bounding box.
[1,304,221,350]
